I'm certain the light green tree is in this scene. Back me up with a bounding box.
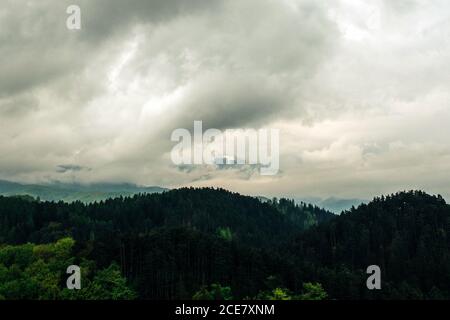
[193,283,233,300]
[299,282,328,300]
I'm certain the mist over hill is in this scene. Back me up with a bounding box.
[0,179,167,203]
[295,197,368,214]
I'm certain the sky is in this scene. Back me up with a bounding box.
[1,0,450,199]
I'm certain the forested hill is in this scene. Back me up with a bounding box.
[1,188,450,300]
[0,187,334,247]
[0,188,334,299]
[290,190,450,299]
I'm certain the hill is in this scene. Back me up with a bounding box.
[289,190,450,299]
[0,179,167,203]
[0,188,449,299]
[0,187,334,299]
[0,187,334,247]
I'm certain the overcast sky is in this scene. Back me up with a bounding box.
[1,0,450,199]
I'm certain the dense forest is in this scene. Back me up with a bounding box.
[290,191,450,299]
[0,188,449,300]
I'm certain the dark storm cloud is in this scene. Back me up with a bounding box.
[0,0,221,97]
[78,0,222,42]
[1,0,449,200]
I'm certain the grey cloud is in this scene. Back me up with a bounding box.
[382,0,418,14]
[1,0,449,200]
[0,94,39,118]
[78,0,222,42]
[65,0,338,182]
[0,1,86,97]
[176,164,196,174]
[175,162,266,182]
[0,0,220,98]
[56,164,90,173]
[130,0,337,131]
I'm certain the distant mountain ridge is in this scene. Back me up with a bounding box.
[0,179,167,203]
[295,196,367,213]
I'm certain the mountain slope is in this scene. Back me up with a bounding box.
[0,179,167,202]
[0,187,334,247]
[0,187,335,299]
[289,190,450,299]
[1,188,449,299]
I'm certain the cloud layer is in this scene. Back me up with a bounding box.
[1,0,449,199]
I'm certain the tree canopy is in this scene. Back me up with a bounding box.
[0,188,449,299]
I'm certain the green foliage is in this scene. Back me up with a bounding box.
[0,188,449,300]
[217,227,233,241]
[0,238,135,300]
[0,188,333,247]
[264,288,293,300]
[255,281,327,300]
[62,263,137,300]
[193,283,233,300]
[299,283,328,300]
[292,190,450,299]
